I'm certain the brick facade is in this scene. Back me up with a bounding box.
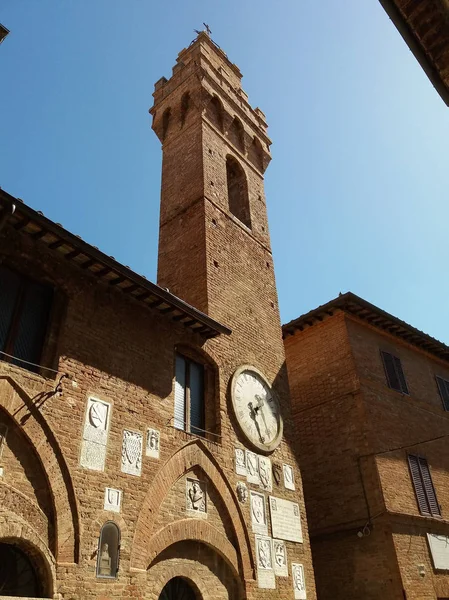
[284,294,449,600]
[0,32,316,600]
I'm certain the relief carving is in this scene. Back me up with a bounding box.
[186,478,207,515]
[121,430,143,476]
[236,481,248,503]
[146,428,160,459]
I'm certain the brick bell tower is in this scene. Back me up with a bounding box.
[151,32,281,343]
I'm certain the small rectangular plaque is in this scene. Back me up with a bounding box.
[146,428,160,459]
[250,491,268,535]
[235,448,247,476]
[283,464,295,490]
[121,430,143,476]
[427,533,449,570]
[104,488,122,513]
[269,496,303,543]
[292,563,307,599]
[255,535,276,589]
[273,539,288,577]
[259,456,272,492]
[246,450,260,485]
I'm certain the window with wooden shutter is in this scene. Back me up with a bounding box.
[0,265,53,373]
[174,353,205,436]
[381,350,409,394]
[408,455,441,517]
[436,376,449,411]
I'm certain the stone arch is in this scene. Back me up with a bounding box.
[0,376,80,563]
[0,510,57,597]
[131,440,255,581]
[228,117,245,153]
[180,91,191,127]
[248,136,264,172]
[147,519,239,577]
[151,564,208,600]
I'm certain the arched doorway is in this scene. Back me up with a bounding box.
[0,542,43,597]
[159,577,198,600]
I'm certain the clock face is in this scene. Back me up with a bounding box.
[231,366,283,453]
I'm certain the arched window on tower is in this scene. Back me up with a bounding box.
[229,117,245,153]
[96,522,120,579]
[181,92,190,127]
[162,108,171,140]
[248,136,264,171]
[206,95,224,132]
[226,156,251,229]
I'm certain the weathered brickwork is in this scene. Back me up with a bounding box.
[284,301,449,600]
[0,31,316,600]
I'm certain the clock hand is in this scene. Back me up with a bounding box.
[248,402,265,444]
[255,394,271,438]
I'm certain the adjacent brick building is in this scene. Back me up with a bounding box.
[0,32,316,600]
[284,292,449,600]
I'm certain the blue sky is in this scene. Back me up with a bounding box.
[1,1,449,342]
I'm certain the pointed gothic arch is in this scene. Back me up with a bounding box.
[0,376,80,563]
[131,439,255,580]
[226,155,251,229]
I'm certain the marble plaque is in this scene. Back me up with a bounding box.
[80,397,111,471]
[283,464,295,490]
[235,448,247,476]
[246,450,260,484]
[259,456,272,492]
[186,478,207,517]
[255,535,276,589]
[84,398,110,444]
[292,563,307,599]
[250,491,268,535]
[0,424,7,458]
[273,539,288,577]
[121,430,143,476]
[0,467,3,477]
[427,533,449,569]
[80,437,107,471]
[269,496,303,543]
[146,428,160,459]
[104,487,122,513]
[236,481,248,504]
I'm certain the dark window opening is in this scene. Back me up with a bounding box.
[380,350,409,394]
[248,136,264,171]
[181,92,190,127]
[174,353,205,437]
[436,376,449,411]
[0,543,43,598]
[408,455,441,517]
[96,522,120,579]
[0,265,53,373]
[226,156,251,229]
[206,96,223,132]
[159,577,197,600]
[229,117,245,152]
[162,108,171,140]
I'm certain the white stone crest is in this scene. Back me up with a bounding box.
[186,478,207,517]
[273,539,288,577]
[146,428,160,459]
[259,456,272,492]
[246,449,260,484]
[236,481,248,503]
[292,563,307,599]
[283,464,295,490]
[235,448,247,476]
[104,487,122,513]
[255,535,276,589]
[80,397,111,471]
[121,430,143,476]
[250,491,268,535]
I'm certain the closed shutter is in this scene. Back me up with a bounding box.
[0,266,21,353]
[419,457,441,516]
[408,455,430,515]
[408,455,441,517]
[12,280,53,371]
[174,354,186,430]
[436,376,449,411]
[189,361,204,436]
[381,351,408,394]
